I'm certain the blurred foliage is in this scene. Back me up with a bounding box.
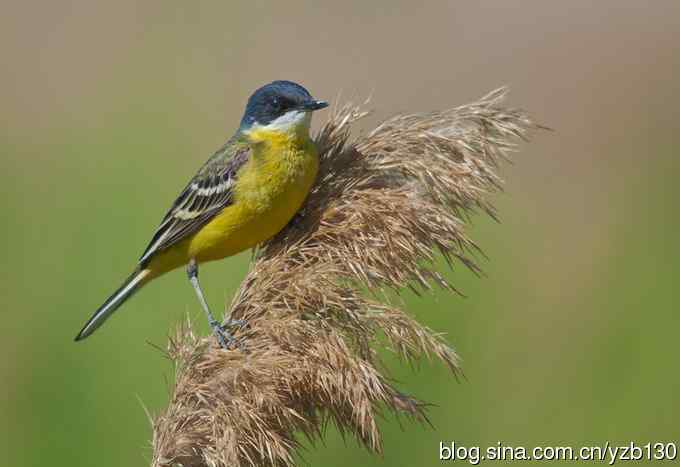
[2,1,679,466]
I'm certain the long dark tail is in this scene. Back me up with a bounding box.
[75,268,150,341]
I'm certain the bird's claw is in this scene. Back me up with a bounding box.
[209,318,247,350]
[226,318,247,329]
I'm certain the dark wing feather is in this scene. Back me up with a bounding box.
[138,139,251,266]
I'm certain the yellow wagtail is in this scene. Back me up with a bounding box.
[75,80,328,347]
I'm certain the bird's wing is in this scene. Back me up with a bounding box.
[138,137,251,266]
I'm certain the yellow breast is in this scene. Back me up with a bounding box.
[147,129,319,275]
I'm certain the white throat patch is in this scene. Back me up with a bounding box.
[251,110,311,134]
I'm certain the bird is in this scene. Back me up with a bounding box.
[75,80,328,348]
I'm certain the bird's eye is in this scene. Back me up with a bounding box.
[271,97,282,111]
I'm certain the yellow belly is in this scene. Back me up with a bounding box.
[146,139,318,276]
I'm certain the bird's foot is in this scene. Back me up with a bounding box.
[209,318,247,350]
[225,318,247,329]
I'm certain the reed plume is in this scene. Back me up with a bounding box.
[151,88,538,467]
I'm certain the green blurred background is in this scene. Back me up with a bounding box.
[2,1,678,465]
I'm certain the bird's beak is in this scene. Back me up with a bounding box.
[301,100,329,111]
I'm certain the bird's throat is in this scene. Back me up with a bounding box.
[247,127,313,159]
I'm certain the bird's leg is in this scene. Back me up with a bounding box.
[186,258,236,349]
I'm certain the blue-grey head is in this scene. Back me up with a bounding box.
[239,80,328,137]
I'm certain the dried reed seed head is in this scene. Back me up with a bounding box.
[151,88,539,467]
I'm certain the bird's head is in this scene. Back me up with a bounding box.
[239,80,328,141]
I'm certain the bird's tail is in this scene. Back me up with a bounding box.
[75,268,151,341]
